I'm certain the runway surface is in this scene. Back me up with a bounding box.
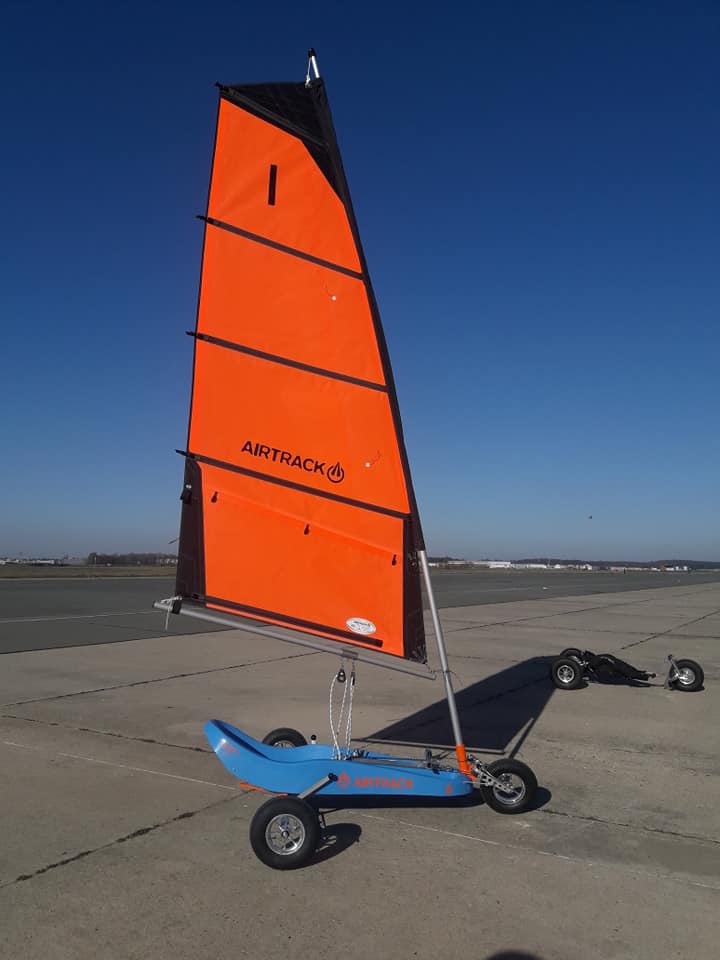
[2,580,719,959]
[2,568,720,655]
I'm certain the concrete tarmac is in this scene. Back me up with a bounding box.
[1,580,718,959]
[3,568,720,654]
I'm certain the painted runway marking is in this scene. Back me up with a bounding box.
[0,739,236,791]
[356,812,720,891]
[0,611,149,624]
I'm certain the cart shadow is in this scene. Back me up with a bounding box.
[309,822,362,865]
[315,786,552,816]
[307,786,552,866]
[363,656,557,757]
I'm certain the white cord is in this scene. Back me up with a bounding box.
[328,661,359,758]
[162,596,181,631]
[344,667,356,752]
[329,661,348,758]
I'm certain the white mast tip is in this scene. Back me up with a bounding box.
[306,48,321,85]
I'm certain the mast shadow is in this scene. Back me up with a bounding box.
[362,656,557,757]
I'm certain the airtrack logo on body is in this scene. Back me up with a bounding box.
[336,772,414,791]
[241,440,345,485]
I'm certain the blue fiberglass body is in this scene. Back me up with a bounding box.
[205,720,473,799]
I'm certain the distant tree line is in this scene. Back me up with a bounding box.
[86,552,177,566]
[515,558,720,570]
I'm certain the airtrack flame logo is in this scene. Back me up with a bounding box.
[327,461,345,484]
[337,772,351,789]
[241,440,345,486]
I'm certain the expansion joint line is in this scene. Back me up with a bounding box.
[0,794,241,889]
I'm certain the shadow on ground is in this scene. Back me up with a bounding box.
[310,822,362,865]
[484,953,545,960]
[364,657,557,756]
[316,787,552,816]
[308,789,552,865]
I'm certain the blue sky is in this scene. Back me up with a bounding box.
[2,1,718,560]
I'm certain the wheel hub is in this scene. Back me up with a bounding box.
[557,665,576,684]
[266,814,306,855]
[494,773,527,805]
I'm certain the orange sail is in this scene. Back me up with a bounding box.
[175,75,426,663]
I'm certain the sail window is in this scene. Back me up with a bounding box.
[267,164,278,205]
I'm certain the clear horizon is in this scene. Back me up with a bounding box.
[3,3,719,560]
[3,550,719,567]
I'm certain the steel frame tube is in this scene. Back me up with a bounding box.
[417,550,469,772]
[153,600,435,680]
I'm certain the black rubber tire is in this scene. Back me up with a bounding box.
[669,659,704,692]
[559,647,582,660]
[249,797,319,870]
[262,727,308,748]
[480,759,538,815]
[551,657,584,690]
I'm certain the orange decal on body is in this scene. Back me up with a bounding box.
[353,776,414,790]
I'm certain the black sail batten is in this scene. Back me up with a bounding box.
[178,449,411,520]
[199,596,384,648]
[191,331,387,392]
[202,215,365,280]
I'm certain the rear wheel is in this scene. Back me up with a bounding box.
[551,657,583,690]
[250,797,319,869]
[669,659,704,692]
[262,727,307,748]
[480,759,537,815]
[560,647,582,659]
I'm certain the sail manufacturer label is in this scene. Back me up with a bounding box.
[346,617,377,635]
[241,440,345,484]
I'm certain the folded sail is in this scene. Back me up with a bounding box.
[176,77,426,662]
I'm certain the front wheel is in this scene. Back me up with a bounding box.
[480,759,537,815]
[262,727,308,748]
[551,657,584,690]
[669,659,704,692]
[249,797,319,869]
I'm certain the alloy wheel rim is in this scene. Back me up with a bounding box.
[557,664,576,684]
[266,814,306,855]
[493,772,527,805]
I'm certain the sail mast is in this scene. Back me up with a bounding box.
[418,550,470,773]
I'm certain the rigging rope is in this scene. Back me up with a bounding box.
[328,660,357,759]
